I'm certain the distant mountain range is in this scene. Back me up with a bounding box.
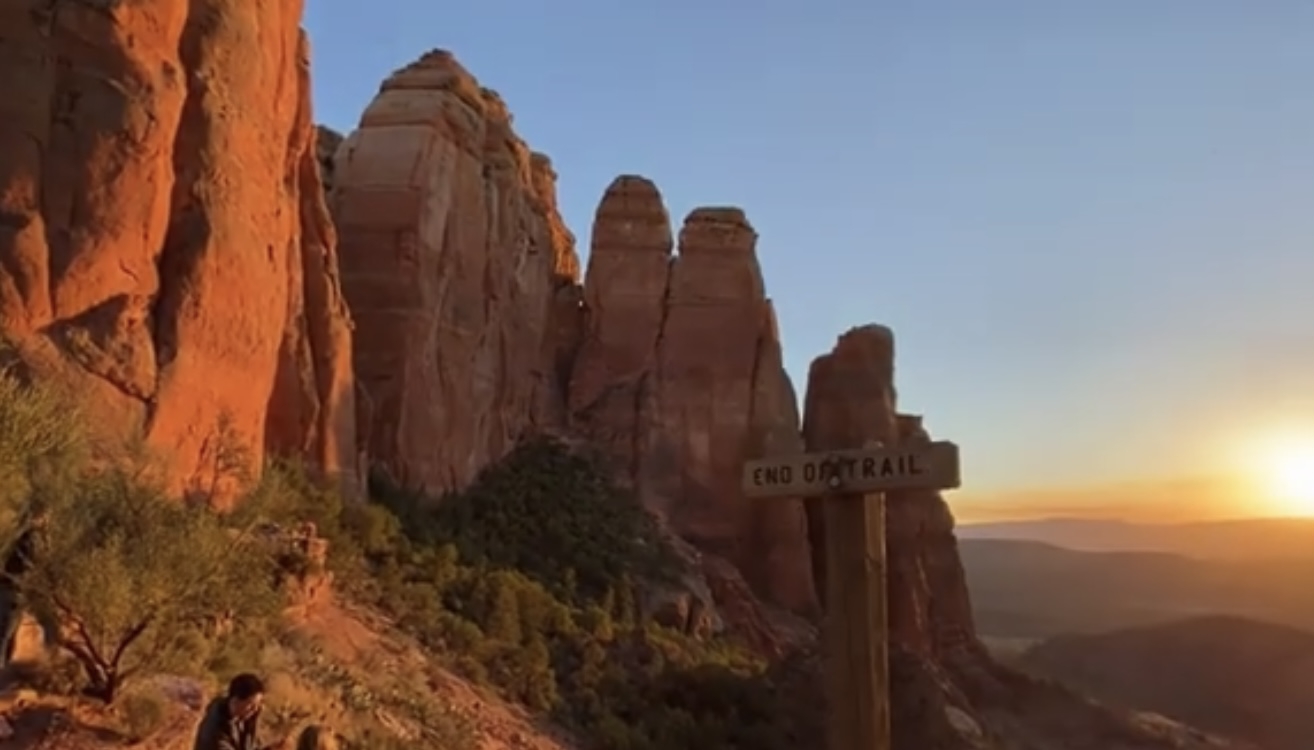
[958,515,1314,560]
[962,537,1314,639]
[1019,615,1314,750]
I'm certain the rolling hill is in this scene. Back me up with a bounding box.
[1019,615,1314,750]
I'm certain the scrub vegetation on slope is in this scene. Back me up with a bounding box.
[0,361,817,749]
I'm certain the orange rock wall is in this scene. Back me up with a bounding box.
[0,1,355,500]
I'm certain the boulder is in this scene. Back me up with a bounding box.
[267,521,335,620]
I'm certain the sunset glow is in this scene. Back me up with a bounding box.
[1256,435,1314,517]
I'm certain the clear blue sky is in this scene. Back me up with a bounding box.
[305,0,1314,493]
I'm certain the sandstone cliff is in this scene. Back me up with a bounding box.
[324,51,811,613]
[329,50,580,494]
[0,1,356,500]
[567,178,816,613]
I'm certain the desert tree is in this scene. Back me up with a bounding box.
[0,369,283,703]
[23,462,284,702]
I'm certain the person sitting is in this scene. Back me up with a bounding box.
[193,673,283,750]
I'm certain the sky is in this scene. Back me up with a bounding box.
[304,0,1314,512]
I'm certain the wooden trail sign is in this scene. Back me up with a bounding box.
[741,440,960,499]
[742,439,961,750]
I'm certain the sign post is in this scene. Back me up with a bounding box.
[742,440,961,750]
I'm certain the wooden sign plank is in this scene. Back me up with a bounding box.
[741,440,961,499]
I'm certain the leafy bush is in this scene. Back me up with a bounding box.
[0,363,86,547]
[21,463,285,702]
[313,437,810,750]
[115,685,171,740]
[10,650,86,696]
[0,364,286,703]
[236,461,404,588]
[384,437,683,604]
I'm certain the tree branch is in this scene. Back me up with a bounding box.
[51,592,111,675]
[107,616,153,671]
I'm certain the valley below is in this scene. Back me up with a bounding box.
[962,519,1314,750]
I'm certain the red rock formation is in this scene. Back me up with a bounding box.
[701,554,788,659]
[324,58,807,612]
[0,1,354,501]
[567,176,672,483]
[800,325,1250,750]
[802,324,979,660]
[264,34,359,497]
[330,50,580,494]
[315,126,345,194]
[743,303,818,614]
[568,179,816,614]
[527,154,584,430]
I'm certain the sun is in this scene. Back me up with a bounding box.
[1260,437,1314,516]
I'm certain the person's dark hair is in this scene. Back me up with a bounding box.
[227,673,265,700]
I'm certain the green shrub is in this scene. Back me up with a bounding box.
[21,465,285,702]
[387,437,683,604]
[316,437,807,750]
[206,617,284,685]
[115,686,170,741]
[0,364,287,704]
[10,651,86,696]
[0,363,87,546]
[237,461,403,594]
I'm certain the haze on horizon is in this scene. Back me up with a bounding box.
[306,0,1314,522]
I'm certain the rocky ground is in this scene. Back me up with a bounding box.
[0,598,579,750]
